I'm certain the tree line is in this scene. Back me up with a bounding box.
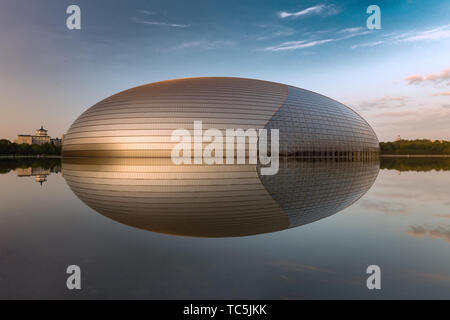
[0,139,61,156]
[379,139,450,155]
[1,138,449,156]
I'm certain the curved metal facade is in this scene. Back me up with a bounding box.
[62,77,379,158]
[62,158,380,237]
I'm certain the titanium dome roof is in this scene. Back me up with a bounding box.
[62,77,379,157]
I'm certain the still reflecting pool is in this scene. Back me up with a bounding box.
[62,158,379,237]
[0,157,449,299]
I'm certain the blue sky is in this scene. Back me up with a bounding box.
[0,0,449,141]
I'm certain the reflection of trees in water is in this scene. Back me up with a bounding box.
[0,158,61,174]
[2,157,448,173]
[381,157,450,171]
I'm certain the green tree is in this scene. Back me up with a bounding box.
[380,139,450,155]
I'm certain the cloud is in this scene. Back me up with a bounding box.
[339,27,364,33]
[408,225,450,243]
[405,68,450,85]
[279,4,340,18]
[263,39,333,51]
[405,74,424,85]
[432,91,450,96]
[132,17,190,28]
[357,96,408,110]
[139,10,154,15]
[257,30,294,41]
[398,24,450,42]
[351,24,450,50]
[351,40,384,49]
[302,29,333,36]
[263,30,370,52]
[442,104,450,109]
[161,40,234,52]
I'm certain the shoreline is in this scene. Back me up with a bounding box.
[1,154,450,159]
[0,155,62,159]
[380,154,450,158]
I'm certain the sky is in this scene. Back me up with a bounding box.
[0,0,449,142]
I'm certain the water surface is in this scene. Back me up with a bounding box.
[0,157,449,299]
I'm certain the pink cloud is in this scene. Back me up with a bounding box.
[408,225,450,243]
[405,68,450,85]
[431,91,450,96]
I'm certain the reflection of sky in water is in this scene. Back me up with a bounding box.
[0,158,449,299]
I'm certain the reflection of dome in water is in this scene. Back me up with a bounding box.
[62,158,379,238]
[62,77,379,158]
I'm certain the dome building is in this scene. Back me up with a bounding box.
[62,77,379,159]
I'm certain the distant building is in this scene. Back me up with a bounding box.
[396,135,401,141]
[51,138,62,147]
[14,126,61,146]
[15,167,51,186]
[15,165,61,186]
